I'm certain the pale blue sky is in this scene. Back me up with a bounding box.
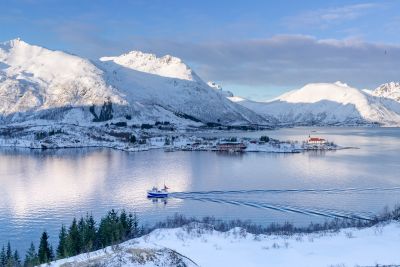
[1,0,399,100]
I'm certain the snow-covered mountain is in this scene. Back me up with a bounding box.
[0,38,124,120]
[100,51,201,81]
[0,39,266,125]
[207,81,234,97]
[231,82,400,126]
[371,82,400,102]
[3,39,400,128]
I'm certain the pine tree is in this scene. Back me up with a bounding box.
[6,242,12,264]
[98,98,113,121]
[1,246,6,267]
[66,218,81,256]
[49,245,54,263]
[56,225,67,259]
[97,209,120,247]
[5,241,14,267]
[132,212,140,238]
[119,210,129,240]
[13,250,21,267]
[23,242,38,267]
[77,217,85,250]
[38,231,52,263]
[83,214,96,252]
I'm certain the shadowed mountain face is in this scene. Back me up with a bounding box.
[0,39,267,126]
[231,82,400,126]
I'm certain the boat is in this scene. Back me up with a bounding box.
[147,185,169,198]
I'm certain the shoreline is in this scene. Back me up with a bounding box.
[0,124,355,153]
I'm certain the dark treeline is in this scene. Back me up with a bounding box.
[0,242,21,267]
[150,205,400,236]
[2,205,400,266]
[1,209,139,267]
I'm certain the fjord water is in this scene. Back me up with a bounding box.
[1,127,400,252]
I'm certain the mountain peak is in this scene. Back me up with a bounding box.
[1,38,28,49]
[207,81,234,97]
[100,50,199,81]
[277,82,363,104]
[334,81,349,87]
[375,82,400,91]
[373,82,400,101]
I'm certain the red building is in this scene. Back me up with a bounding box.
[307,137,327,144]
[217,141,246,152]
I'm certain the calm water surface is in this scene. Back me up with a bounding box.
[1,127,400,252]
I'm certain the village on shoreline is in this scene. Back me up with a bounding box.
[0,122,354,153]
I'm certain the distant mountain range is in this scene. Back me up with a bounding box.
[230,82,400,126]
[1,39,400,127]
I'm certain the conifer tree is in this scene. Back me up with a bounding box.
[66,218,81,256]
[98,98,113,121]
[119,210,130,239]
[0,245,6,267]
[38,231,52,263]
[23,242,38,267]
[56,225,67,259]
[97,209,121,247]
[6,242,12,263]
[83,214,96,252]
[13,250,21,267]
[132,212,140,238]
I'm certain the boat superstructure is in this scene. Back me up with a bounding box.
[147,185,169,198]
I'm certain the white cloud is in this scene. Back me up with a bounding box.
[283,3,379,29]
[147,35,400,90]
[48,28,400,94]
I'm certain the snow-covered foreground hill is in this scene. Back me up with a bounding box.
[231,82,400,126]
[0,39,266,126]
[48,222,400,267]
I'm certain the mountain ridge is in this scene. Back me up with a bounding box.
[2,39,400,127]
[231,82,400,126]
[0,39,267,126]
[372,82,400,102]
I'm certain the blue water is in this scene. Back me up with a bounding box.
[1,127,400,253]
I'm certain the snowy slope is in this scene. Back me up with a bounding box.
[98,52,265,125]
[372,82,400,102]
[100,51,200,81]
[0,39,266,125]
[0,39,125,118]
[49,222,400,267]
[207,81,234,97]
[231,82,400,126]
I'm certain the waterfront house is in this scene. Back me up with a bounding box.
[307,136,327,145]
[217,141,246,152]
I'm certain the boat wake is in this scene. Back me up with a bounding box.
[170,186,400,196]
[166,186,400,221]
[171,195,374,221]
